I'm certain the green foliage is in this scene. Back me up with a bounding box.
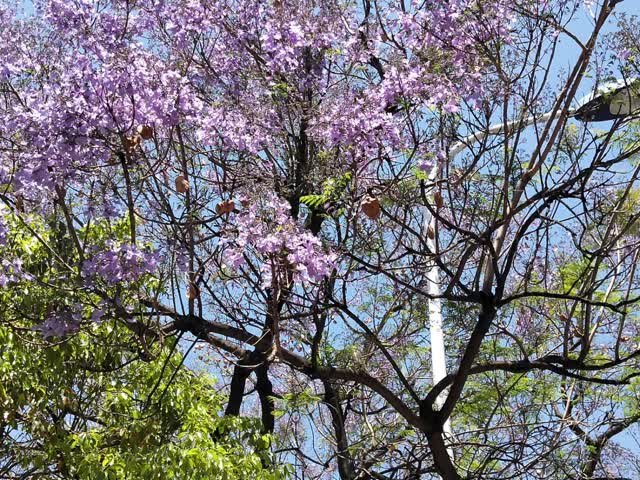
[0,214,290,480]
[273,389,322,419]
[559,258,592,293]
[300,171,352,213]
[0,324,289,479]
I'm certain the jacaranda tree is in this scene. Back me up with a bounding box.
[2,0,640,478]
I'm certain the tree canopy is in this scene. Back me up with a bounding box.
[2,0,640,478]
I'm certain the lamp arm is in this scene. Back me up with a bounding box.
[448,110,562,161]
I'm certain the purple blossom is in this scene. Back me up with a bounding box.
[417,157,435,173]
[0,215,8,247]
[33,311,81,339]
[222,193,335,284]
[82,242,160,286]
[0,258,29,287]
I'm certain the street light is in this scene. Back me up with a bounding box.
[442,79,640,161]
[574,77,640,122]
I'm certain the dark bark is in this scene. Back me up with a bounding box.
[323,380,355,480]
[426,431,460,480]
[224,356,255,417]
[440,294,496,421]
[255,362,276,433]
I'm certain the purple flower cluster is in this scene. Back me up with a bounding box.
[0,0,520,295]
[82,242,159,286]
[0,0,518,209]
[33,310,81,339]
[0,205,8,247]
[0,0,201,209]
[0,258,27,287]
[223,193,336,284]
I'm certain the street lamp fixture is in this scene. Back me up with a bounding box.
[574,78,640,122]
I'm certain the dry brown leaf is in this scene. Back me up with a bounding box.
[361,195,381,220]
[175,175,189,193]
[137,124,154,140]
